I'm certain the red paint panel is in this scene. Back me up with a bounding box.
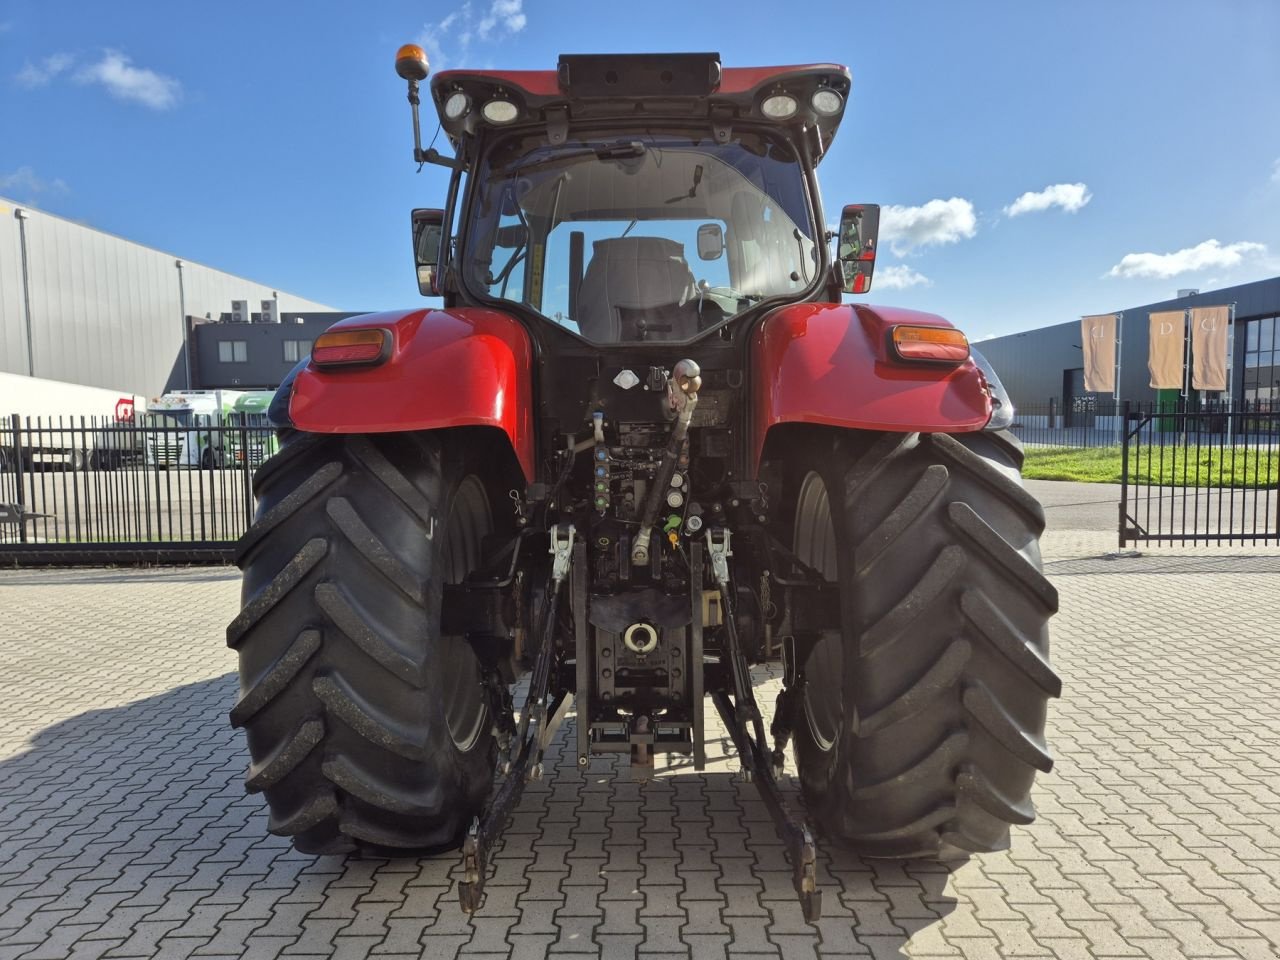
[718,64,848,93]
[434,69,562,96]
[751,302,992,470]
[290,308,536,481]
[432,64,848,99]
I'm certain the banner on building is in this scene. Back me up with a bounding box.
[1148,310,1185,389]
[1081,314,1118,393]
[1190,306,1230,391]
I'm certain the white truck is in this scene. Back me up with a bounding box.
[143,390,245,468]
[0,373,147,470]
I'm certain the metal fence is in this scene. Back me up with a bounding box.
[6,401,1277,563]
[1119,404,1279,547]
[1,413,276,564]
[1010,398,1279,449]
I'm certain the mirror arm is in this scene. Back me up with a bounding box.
[423,147,463,170]
[829,260,846,301]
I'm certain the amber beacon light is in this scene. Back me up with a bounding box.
[889,325,971,364]
[395,44,430,81]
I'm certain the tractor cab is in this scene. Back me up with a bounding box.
[399,50,876,343]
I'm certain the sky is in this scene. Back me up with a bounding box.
[2,0,1279,339]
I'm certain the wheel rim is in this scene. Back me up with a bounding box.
[440,475,493,752]
[793,471,842,752]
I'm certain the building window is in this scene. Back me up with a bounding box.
[218,340,248,363]
[283,339,313,363]
[1242,316,1278,402]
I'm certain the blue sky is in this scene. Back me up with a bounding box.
[3,0,1278,338]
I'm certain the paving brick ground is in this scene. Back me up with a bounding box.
[2,527,1279,959]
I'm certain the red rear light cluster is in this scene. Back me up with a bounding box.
[311,329,391,367]
[889,325,970,365]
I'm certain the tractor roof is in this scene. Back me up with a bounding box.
[429,53,851,161]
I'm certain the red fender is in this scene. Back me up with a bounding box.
[752,303,992,470]
[289,308,536,481]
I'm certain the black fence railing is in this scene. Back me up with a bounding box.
[1,413,276,564]
[1119,403,1279,547]
[5,401,1276,563]
[1010,398,1279,449]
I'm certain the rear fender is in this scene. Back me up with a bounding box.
[752,303,992,471]
[289,308,535,481]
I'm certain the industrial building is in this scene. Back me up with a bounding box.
[1,196,340,398]
[979,276,1280,417]
[192,310,361,389]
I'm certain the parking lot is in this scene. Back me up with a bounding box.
[2,498,1279,959]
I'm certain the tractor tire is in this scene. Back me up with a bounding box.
[788,429,1060,859]
[228,431,500,855]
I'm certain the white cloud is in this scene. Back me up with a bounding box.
[1003,182,1092,217]
[1106,239,1267,280]
[15,52,73,87]
[477,0,527,39]
[74,50,181,110]
[0,166,69,199]
[420,1,528,73]
[16,50,180,110]
[879,198,976,255]
[875,264,932,290]
[1271,158,1280,184]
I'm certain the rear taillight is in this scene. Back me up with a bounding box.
[311,329,391,367]
[889,325,970,365]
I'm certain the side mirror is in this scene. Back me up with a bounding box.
[411,208,445,296]
[696,223,724,260]
[837,203,879,294]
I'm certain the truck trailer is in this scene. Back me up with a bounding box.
[0,373,147,470]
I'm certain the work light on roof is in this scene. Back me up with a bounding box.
[811,89,843,117]
[482,98,520,124]
[444,91,472,120]
[760,93,799,120]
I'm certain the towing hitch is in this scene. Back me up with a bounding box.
[459,523,821,921]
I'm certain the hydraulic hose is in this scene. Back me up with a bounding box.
[631,360,701,565]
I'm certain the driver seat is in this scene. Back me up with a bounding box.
[576,237,697,342]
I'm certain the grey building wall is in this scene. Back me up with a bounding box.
[978,276,1280,409]
[1,196,337,398]
[193,313,362,389]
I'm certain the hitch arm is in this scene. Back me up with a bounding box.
[459,524,577,913]
[706,527,822,922]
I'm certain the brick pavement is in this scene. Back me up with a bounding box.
[1,532,1279,959]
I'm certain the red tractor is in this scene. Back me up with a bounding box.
[228,48,1060,921]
